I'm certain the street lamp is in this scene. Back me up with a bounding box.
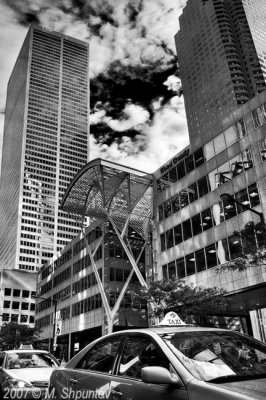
[33,295,57,353]
[220,193,264,226]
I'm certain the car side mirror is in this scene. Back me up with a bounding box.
[141,366,182,386]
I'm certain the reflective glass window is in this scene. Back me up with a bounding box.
[242,148,253,171]
[177,161,185,180]
[205,243,217,268]
[186,253,196,276]
[208,169,218,191]
[224,125,238,147]
[182,219,192,241]
[213,132,226,155]
[180,190,189,208]
[164,199,172,218]
[166,229,174,249]
[198,176,209,197]
[228,233,242,259]
[212,202,225,225]
[204,140,215,161]
[185,154,195,174]
[235,188,249,214]
[174,224,183,245]
[201,207,213,230]
[216,238,230,264]
[221,195,237,220]
[188,182,198,203]
[230,154,243,178]
[195,248,206,272]
[162,265,168,281]
[160,233,166,252]
[236,118,246,138]
[248,183,260,207]
[191,214,202,236]
[194,147,205,167]
[216,161,231,187]
[176,257,186,278]
[168,261,176,279]
[169,167,178,183]
[259,138,266,161]
[158,204,164,221]
[171,194,180,214]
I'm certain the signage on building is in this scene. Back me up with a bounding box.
[160,149,190,175]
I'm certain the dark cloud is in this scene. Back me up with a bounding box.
[91,122,143,146]
[90,59,178,119]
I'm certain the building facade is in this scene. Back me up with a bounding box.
[0,270,37,330]
[154,91,266,341]
[35,160,152,360]
[0,25,89,273]
[175,0,266,141]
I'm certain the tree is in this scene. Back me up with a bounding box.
[0,323,41,349]
[133,279,226,325]
[217,221,266,273]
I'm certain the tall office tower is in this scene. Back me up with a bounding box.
[0,26,89,273]
[175,0,266,141]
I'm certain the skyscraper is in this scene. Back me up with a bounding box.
[175,0,266,141]
[0,26,89,273]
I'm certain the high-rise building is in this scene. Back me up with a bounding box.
[175,0,266,141]
[0,26,89,273]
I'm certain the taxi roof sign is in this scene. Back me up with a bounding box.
[158,312,186,326]
[19,344,34,349]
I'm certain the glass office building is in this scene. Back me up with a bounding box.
[154,91,266,340]
[175,0,266,140]
[0,26,89,273]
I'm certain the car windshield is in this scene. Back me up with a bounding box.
[162,331,266,382]
[6,352,59,369]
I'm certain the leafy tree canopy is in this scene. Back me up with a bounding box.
[0,323,41,349]
[132,279,226,324]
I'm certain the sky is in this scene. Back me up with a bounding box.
[0,0,189,174]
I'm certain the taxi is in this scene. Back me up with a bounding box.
[49,312,266,400]
[0,347,60,399]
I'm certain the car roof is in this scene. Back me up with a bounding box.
[110,326,230,336]
[2,349,50,354]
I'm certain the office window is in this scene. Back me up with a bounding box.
[185,154,194,174]
[198,176,209,197]
[166,229,174,249]
[188,182,198,203]
[21,302,29,310]
[162,265,168,281]
[195,248,206,272]
[22,290,30,298]
[3,301,10,308]
[29,316,35,323]
[11,314,19,322]
[180,190,189,208]
[164,199,172,218]
[186,253,196,276]
[194,147,205,167]
[168,261,176,279]
[221,195,237,220]
[228,233,242,259]
[191,214,202,236]
[217,238,230,264]
[12,302,20,310]
[201,208,213,230]
[20,315,28,323]
[2,314,9,322]
[176,257,186,279]
[174,224,183,245]
[13,289,21,297]
[177,161,185,179]
[248,183,260,207]
[169,167,177,183]
[171,194,180,214]
[205,243,217,268]
[4,288,11,296]
[235,188,249,214]
[259,138,266,161]
[182,219,192,241]
[160,233,166,252]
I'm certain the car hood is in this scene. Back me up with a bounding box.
[7,368,54,383]
[217,378,266,400]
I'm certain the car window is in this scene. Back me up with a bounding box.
[118,336,169,379]
[6,352,58,369]
[76,336,121,373]
[162,331,266,382]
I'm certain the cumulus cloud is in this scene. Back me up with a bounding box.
[0,0,189,174]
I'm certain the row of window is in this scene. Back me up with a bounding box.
[4,288,36,298]
[158,144,259,222]
[158,104,266,193]
[161,182,260,252]
[1,314,34,324]
[3,301,35,311]
[72,293,102,317]
[72,269,102,295]
[162,224,263,280]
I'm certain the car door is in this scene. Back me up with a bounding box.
[110,334,188,400]
[65,335,123,399]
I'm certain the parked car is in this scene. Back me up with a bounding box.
[0,348,60,399]
[49,312,266,400]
